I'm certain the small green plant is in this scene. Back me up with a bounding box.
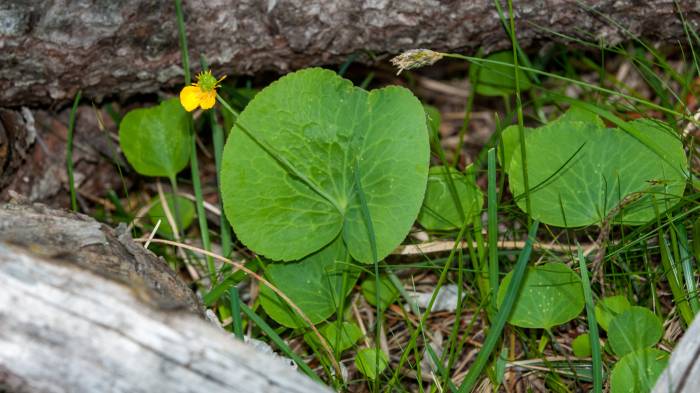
[220,68,430,263]
[497,262,584,329]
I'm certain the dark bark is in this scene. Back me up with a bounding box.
[0,0,698,107]
[0,106,129,205]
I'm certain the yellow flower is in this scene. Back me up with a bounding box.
[179,70,226,112]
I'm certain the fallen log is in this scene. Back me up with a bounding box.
[1,0,698,107]
[653,314,700,393]
[0,242,330,393]
[0,203,201,315]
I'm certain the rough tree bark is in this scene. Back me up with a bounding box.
[0,241,330,393]
[1,0,699,107]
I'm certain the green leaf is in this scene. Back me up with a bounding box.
[607,306,663,357]
[147,194,195,237]
[572,333,591,357]
[556,105,606,126]
[594,295,632,331]
[221,68,430,262]
[417,166,484,231]
[361,275,400,311]
[424,104,442,137]
[118,98,191,178]
[500,106,604,173]
[610,348,668,393]
[259,237,359,328]
[507,118,686,227]
[469,51,532,96]
[355,347,389,380]
[497,262,584,329]
[304,321,363,355]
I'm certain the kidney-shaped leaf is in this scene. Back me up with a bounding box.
[497,262,584,329]
[610,348,668,393]
[221,68,430,262]
[507,118,686,227]
[259,237,359,328]
[119,98,191,178]
[417,166,484,231]
[607,306,663,357]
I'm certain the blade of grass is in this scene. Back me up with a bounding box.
[229,287,244,340]
[66,90,82,212]
[577,244,603,393]
[353,160,382,392]
[487,148,499,314]
[239,303,321,382]
[673,222,699,314]
[506,0,532,222]
[457,220,539,393]
[384,216,478,392]
[201,55,233,259]
[659,227,694,325]
[175,0,216,284]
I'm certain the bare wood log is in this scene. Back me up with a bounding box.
[1,0,699,107]
[653,315,700,393]
[0,203,202,315]
[0,242,330,393]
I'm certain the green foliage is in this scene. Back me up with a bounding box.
[610,348,668,393]
[259,238,359,328]
[572,334,591,357]
[147,194,195,237]
[361,275,400,311]
[119,98,191,178]
[594,295,632,331]
[497,262,584,329]
[221,68,430,263]
[607,306,663,357]
[469,51,533,96]
[505,114,686,227]
[417,166,484,231]
[424,104,442,137]
[355,347,389,380]
[305,321,363,355]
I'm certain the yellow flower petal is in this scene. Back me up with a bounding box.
[180,86,202,112]
[199,90,217,110]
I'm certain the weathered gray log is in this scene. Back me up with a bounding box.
[1,0,699,107]
[653,314,700,393]
[0,203,202,315]
[0,242,330,393]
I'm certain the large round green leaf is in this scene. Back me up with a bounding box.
[221,68,430,262]
[607,306,663,357]
[417,166,484,231]
[497,262,584,329]
[610,348,668,393]
[507,118,686,227]
[500,106,604,173]
[119,98,191,178]
[259,237,360,328]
